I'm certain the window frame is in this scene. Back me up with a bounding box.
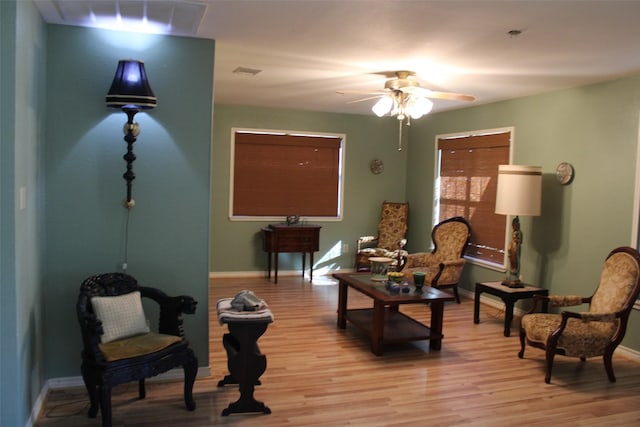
[433,127,514,271]
[229,127,346,222]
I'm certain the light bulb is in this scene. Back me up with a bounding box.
[372,96,393,117]
[407,96,433,119]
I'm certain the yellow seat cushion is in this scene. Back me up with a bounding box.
[99,332,182,362]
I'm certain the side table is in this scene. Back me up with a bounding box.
[474,281,548,337]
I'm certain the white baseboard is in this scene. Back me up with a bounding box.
[209,268,355,279]
[28,366,211,427]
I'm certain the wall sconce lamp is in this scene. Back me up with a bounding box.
[495,165,542,287]
[106,59,157,209]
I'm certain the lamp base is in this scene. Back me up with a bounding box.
[501,278,524,288]
[123,198,135,209]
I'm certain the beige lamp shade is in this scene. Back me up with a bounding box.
[495,165,542,216]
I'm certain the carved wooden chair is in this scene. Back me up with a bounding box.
[355,201,409,271]
[402,216,471,303]
[519,246,640,383]
[76,272,198,427]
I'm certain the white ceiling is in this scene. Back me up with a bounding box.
[35,0,640,116]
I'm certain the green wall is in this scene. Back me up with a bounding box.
[211,105,409,275]
[407,75,640,351]
[0,1,46,425]
[43,26,214,377]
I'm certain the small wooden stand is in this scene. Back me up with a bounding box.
[217,300,273,416]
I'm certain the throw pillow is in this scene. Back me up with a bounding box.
[91,291,150,343]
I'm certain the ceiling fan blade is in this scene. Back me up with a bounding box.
[423,90,476,102]
[400,86,475,102]
[336,89,387,96]
[346,95,384,104]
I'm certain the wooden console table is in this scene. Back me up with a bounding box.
[261,223,321,284]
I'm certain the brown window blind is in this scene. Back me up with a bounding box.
[437,132,511,265]
[233,131,342,217]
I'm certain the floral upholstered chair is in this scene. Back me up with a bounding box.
[519,246,640,384]
[355,201,409,272]
[402,217,471,303]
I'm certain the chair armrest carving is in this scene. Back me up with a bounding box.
[78,311,107,362]
[140,286,198,337]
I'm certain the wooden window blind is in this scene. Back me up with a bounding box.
[232,131,342,217]
[437,132,511,265]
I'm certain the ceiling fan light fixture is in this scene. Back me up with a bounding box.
[372,95,393,117]
[407,96,433,120]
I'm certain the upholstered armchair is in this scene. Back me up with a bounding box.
[355,201,409,271]
[77,272,198,427]
[402,216,471,303]
[519,247,640,384]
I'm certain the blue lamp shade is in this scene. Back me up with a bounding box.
[106,60,157,110]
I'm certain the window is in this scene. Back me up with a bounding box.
[230,128,345,220]
[435,129,512,267]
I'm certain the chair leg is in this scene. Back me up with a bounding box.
[544,348,556,384]
[603,351,616,382]
[138,379,146,399]
[452,285,461,304]
[81,368,99,419]
[183,350,198,411]
[518,330,526,359]
[99,384,112,427]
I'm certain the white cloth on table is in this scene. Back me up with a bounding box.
[216,298,274,325]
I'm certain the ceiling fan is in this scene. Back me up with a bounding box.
[337,71,475,150]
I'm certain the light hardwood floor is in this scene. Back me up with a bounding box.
[38,275,640,426]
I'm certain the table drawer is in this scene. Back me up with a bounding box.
[277,236,317,251]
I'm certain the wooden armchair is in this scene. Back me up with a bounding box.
[402,216,471,303]
[355,201,409,271]
[519,247,640,383]
[77,272,198,427]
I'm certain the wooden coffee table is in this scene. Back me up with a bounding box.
[333,272,455,356]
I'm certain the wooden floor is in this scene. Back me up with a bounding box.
[38,275,640,426]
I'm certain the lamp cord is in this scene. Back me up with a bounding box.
[123,208,131,270]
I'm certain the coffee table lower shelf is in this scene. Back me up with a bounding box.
[344,308,439,345]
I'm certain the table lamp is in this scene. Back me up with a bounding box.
[495,165,542,287]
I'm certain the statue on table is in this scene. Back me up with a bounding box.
[506,216,522,285]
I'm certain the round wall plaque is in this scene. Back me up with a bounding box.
[555,162,574,185]
[370,158,384,174]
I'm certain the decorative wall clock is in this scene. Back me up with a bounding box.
[555,162,574,185]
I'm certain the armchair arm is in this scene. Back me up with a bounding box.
[550,308,621,345]
[405,252,435,268]
[357,235,378,252]
[527,294,590,314]
[568,311,619,322]
[139,286,198,337]
[548,295,590,307]
[431,259,466,286]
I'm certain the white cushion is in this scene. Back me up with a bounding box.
[91,291,150,344]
